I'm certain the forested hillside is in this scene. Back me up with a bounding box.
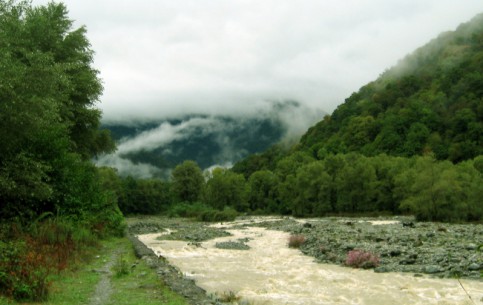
[228,14,483,222]
[299,13,483,162]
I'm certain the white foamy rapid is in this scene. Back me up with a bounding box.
[137,219,482,305]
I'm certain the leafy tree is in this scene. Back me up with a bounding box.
[171,160,204,203]
[0,1,121,232]
[397,156,482,222]
[293,162,332,216]
[335,154,377,213]
[203,167,248,211]
[247,170,279,213]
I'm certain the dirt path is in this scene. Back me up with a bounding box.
[88,251,118,305]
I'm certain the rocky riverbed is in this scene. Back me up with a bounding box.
[246,217,483,279]
[127,216,482,304]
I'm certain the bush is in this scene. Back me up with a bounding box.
[288,235,306,248]
[113,253,129,278]
[167,202,212,218]
[198,207,238,222]
[0,240,50,301]
[0,217,102,301]
[168,203,238,222]
[345,249,380,269]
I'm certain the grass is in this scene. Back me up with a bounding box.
[106,239,188,305]
[0,238,189,305]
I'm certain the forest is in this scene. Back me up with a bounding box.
[0,0,482,301]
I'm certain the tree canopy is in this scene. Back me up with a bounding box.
[0,1,120,231]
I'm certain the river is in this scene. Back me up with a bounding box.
[138,218,482,305]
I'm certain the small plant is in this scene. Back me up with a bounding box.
[218,290,241,302]
[288,234,306,248]
[113,253,129,277]
[345,249,380,269]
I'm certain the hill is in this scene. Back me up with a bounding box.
[297,13,483,162]
[228,14,483,222]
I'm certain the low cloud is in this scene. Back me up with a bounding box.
[31,0,483,121]
[97,101,323,178]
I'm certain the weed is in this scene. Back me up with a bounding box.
[113,253,130,277]
[218,290,241,302]
[0,217,100,301]
[288,234,306,248]
[345,249,380,269]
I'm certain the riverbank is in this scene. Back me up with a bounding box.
[0,237,190,305]
[250,216,483,279]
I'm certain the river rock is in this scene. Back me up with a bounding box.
[423,265,442,274]
[466,243,477,250]
[468,263,480,271]
[374,266,390,273]
[399,259,416,265]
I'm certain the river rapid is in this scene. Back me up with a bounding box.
[137,218,482,305]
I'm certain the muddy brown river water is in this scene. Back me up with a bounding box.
[138,219,483,305]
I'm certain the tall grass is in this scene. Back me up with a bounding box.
[0,216,99,301]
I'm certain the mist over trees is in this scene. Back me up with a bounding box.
[97,101,323,179]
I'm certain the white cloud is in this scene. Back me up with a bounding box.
[32,0,483,120]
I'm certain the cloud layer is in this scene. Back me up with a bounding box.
[96,101,323,178]
[31,0,483,121]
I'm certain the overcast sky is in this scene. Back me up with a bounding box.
[32,1,483,121]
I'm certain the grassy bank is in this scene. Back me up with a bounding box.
[0,238,189,305]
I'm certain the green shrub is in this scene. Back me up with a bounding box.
[167,202,238,222]
[198,207,238,222]
[167,202,213,218]
[0,217,104,301]
[0,240,50,301]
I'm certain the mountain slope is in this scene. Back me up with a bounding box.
[98,101,324,178]
[298,13,483,162]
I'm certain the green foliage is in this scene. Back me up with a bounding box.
[228,14,483,223]
[167,202,213,218]
[298,13,483,161]
[0,1,124,299]
[247,170,280,213]
[0,216,101,301]
[197,207,238,222]
[203,168,248,212]
[397,156,483,222]
[117,175,171,215]
[113,253,130,278]
[0,239,50,301]
[171,160,204,203]
[167,202,238,222]
[0,0,121,234]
